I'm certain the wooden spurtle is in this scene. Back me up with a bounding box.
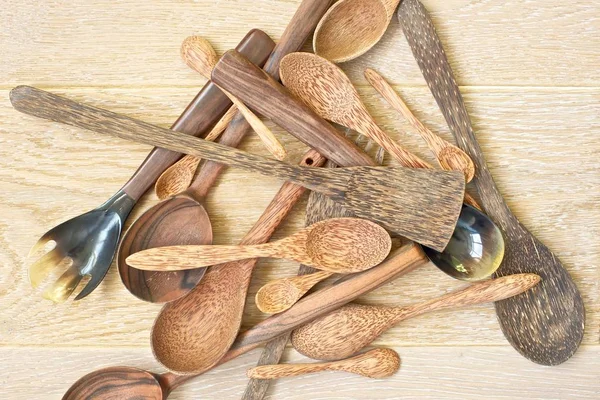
[126,217,391,273]
[10,86,465,251]
[246,348,400,380]
[398,0,584,366]
[292,273,541,360]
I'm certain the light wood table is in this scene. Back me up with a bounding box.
[1,1,599,399]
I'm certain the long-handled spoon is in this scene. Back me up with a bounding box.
[280,52,430,169]
[181,36,286,160]
[154,106,237,199]
[291,273,541,360]
[364,68,475,182]
[247,348,400,380]
[126,218,391,273]
[398,0,584,365]
[313,0,398,62]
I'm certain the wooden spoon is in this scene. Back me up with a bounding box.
[313,0,398,63]
[364,68,475,182]
[247,348,400,380]
[181,36,286,160]
[126,218,392,273]
[280,52,431,170]
[398,0,585,365]
[292,273,541,360]
[154,106,237,199]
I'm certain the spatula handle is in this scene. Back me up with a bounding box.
[211,50,375,168]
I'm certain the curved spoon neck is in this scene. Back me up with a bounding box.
[157,372,193,395]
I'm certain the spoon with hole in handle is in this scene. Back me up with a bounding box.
[313,0,398,63]
[291,273,540,360]
[181,36,286,160]
[126,218,391,273]
[247,348,400,380]
[364,68,475,182]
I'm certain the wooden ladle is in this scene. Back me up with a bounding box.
[313,0,397,62]
[291,273,541,360]
[126,218,392,273]
[181,36,287,160]
[280,52,431,170]
[246,348,400,380]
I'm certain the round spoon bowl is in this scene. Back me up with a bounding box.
[305,218,392,272]
[62,367,164,400]
[118,196,213,303]
[256,279,303,314]
[424,204,505,281]
[313,0,389,63]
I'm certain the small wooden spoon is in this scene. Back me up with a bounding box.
[154,106,237,199]
[280,52,430,169]
[313,0,398,62]
[364,68,475,182]
[292,273,541,360]
[126,218,392,273]
[181,36,286,160]
[247,348,400,380]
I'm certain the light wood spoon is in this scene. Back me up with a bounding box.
[126,218,392,273]
[313,0,398,62]
[364,68,475,182]
[292,273,541,360]
[247,348,400,380]
[154,106,237,199]
[181,36,287,160]
[280,52,430,169]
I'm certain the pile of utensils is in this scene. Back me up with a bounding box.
[11,0,584,399]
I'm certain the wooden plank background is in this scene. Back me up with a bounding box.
[0,0,598,399]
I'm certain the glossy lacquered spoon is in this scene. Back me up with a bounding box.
[364,68,475,182]
[292,273,541,360]
[313,0,398,62]
[181,36,286,160]
[154,106,237,199]
[126,218,391,273]
[247,348,400,380]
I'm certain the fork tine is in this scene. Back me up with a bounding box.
[28,235,55,258]
[74,270,106,301]
[29,247,66,288]
[43,266,82,303]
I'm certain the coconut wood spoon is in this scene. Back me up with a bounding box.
[292,273,541,360]
[154,106,237,199]
[247,348,400,380]
[126,218,391,273]
[313,0,398,63]
[181,36,286,160]
[280,52,430,170]
[364,68,475,182]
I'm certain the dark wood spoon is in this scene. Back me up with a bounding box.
[117,32,275,303]
[397,0,585,365]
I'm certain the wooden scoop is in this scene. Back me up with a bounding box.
[126,218,391,273]
[280,52,431,170]
[247,348,400,380]
[181,36,286,160]
[292,273,541,360]
[10,86,466,251]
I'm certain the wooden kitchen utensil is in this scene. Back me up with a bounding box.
[154,106,237,199]
[398,0,584,365]
[292,273,541,360]
[181,36,286,160]
[364,68,475,182]
[126,217,391,273]
[279,52,431,170]
[10,86,465,251]
[247,348,400,380]
[22,30,273,302]
[62,243,427,399]
[313,0,398,62]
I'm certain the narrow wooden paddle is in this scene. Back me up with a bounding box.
[10,85,465,251]
[398,0,584,366]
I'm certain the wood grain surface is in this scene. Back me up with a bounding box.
[1,0,599,399]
